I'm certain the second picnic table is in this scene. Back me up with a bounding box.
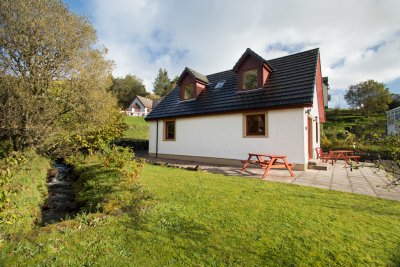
[241,153,294,178]
[329,150,360,165]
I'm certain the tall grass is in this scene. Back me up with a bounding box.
[0,150,50,240]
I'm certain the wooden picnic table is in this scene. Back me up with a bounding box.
[241,153,294,178]
[329,150,360,165]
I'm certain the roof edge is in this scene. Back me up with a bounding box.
[177,67,209,85]
[145,103,312,121]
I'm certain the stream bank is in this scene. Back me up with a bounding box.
[41,163,78,225]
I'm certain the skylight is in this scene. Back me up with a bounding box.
[214,80,226,89]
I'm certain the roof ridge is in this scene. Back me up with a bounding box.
[206,69,233,77]
[267,48,319,62]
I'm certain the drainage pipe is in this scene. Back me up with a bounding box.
[156,120,159,158]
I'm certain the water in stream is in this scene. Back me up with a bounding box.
[41,163,78,225]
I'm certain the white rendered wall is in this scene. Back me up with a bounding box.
[387,124,396,135]
[387,107,400,135]
[303,85,321,159]
[149,108,307,164]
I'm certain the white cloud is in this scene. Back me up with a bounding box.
[85,0,400,106]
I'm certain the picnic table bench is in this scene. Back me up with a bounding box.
[330,150,360,165]
[241,153,294,178]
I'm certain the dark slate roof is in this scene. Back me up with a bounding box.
[177,67,209,84]
[146,48,319,121]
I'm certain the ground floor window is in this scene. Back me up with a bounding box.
[164,120,176,140]
[243,112,268,137]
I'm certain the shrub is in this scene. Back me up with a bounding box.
[72,148,148,218]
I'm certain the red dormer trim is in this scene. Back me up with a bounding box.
[178,68,208,100]
[263,63,272,85]
[315,55,326,123]
[234,49,272,90]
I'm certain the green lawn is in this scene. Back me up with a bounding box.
[0,150,50,239]
[123,116,149,140]
[2,161,400,266]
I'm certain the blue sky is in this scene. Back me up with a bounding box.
[63,0,400,108]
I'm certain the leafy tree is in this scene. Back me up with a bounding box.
[109,75,147,109]
[388,93,400,110]
[344,80,392,116]
[153,69,176,97]
[171,75,179,90]
[0,0,123,157]
[145,93,161,100]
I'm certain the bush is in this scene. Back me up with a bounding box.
[322,110,388,160]
[71,149,148,218]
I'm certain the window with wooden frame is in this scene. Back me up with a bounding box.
[243,69,258,90]
[183,84,194,100]
[164,120,176,140]
[243,112,268,137]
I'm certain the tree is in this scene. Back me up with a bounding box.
[344,80,392,116]
[0,0,123,156]
[109,75,147,109]
[153,69,176,97]
[388,93,400,110]
[145,93,161,100]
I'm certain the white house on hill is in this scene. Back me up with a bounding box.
[145,48,328,170]
[126,96,161,117]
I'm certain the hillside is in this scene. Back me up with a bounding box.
[123,116,149,141]
[322,109,389,159]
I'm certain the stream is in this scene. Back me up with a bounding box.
[41,163,78,225]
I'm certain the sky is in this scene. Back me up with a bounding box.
[63,0,400,108]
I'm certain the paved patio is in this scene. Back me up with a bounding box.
[201,161,400,201]
[138,153,400,201]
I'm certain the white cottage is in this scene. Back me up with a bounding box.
[126,96,157,117]
[145,48,327,170]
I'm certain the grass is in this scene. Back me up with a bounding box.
[0,150,50,239]
[1,159,400,266]
[123,116,149,140]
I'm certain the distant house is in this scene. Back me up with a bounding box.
[387,106,400,135]
[126,96,161,117]
[145,48,328,170]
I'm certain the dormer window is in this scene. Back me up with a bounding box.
[233,48,273,92]
[183,84,194,100]
[177,67,209,101]
[243,69,258,90]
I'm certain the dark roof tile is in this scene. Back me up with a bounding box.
[146,48,319,120]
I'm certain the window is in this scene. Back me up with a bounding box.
[183,84,194,100]
[164,120,175,140]
[316,122,319,143]
[214,80,226,89]
[243,69,258,90]
[388,113,394,124]
[244,113,267,136]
